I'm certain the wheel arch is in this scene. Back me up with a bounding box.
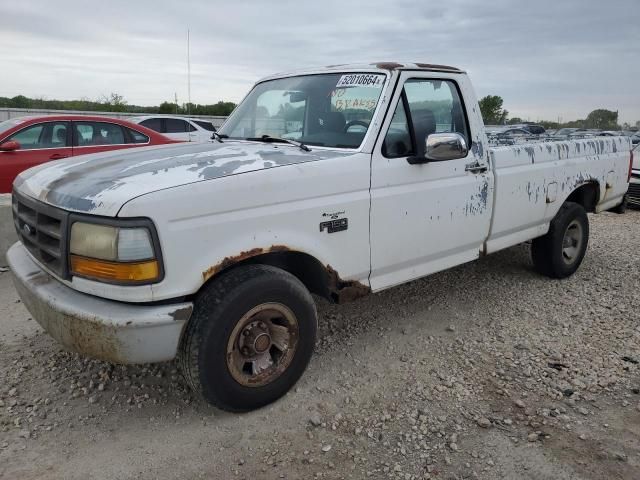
[200,246,370,304]
[563,181,600,213]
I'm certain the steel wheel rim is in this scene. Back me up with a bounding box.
[226,303,299,388]
[562,219,583,265]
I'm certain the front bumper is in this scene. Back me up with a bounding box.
[7,242,193,364]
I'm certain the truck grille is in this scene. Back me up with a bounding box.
[12,191,69,278]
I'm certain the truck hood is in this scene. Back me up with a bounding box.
[15,141,350,216]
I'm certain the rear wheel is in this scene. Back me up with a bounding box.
[178,264,317,411]
[610,195,627,214]
[531,201,589,278]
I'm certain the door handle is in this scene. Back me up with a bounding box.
[49,154,69,160]
[465,161,488,174]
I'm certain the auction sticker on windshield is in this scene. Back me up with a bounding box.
[336,74,384,88]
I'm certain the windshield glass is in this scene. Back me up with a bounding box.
[0,119,24,137]
[219,73,387,148]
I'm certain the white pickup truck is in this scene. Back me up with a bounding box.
[7,62,632,411]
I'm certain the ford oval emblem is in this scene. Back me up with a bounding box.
[22,224,34,236]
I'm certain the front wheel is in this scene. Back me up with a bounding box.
[531,201,589,279]
[178,264,317,412]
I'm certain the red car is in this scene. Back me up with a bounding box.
[0,115,180,193]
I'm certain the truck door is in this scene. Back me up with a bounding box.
[369,72,492,290]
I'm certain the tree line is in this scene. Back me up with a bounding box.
[478,95,639,131]
[0,93,236,117]
[2,92,637,130]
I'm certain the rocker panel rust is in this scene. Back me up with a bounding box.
[325,264,370,303]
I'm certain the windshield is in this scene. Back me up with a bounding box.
[0,119,24,137]
[219,73,387,149]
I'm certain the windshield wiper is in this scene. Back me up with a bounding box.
[211,132,228,143]
[246,135,310,152]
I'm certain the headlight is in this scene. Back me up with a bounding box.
[69,221,161,284]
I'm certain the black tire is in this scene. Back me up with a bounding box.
[531,201,589,279]
[610,195,627,214]
[178,264,317,412]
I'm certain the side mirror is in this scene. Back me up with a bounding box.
[288,91,306,103]
[425,133,468,161]
[408,133,468,164]
[0,140,20,152]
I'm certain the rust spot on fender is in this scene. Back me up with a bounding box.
[373,62,404,71]
[202,245,292,282]
[325,265,370,303]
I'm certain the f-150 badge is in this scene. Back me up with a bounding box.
[320,217,348,233]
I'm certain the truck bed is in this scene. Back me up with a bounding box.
[485,135,631,254]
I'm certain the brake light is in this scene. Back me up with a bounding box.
[629,150,634,183]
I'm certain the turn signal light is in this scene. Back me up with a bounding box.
[70,255,160,284]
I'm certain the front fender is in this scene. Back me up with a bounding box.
[119,154,373,302]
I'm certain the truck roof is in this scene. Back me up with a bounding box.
[260,62,465,82]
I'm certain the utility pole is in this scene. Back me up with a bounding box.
[174,92,178,114]
[187,29,191,116]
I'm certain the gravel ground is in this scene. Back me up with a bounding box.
[1,210,639,480]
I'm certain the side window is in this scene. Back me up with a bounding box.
[140,118,163,132]
[382,100,413,157]
[383,79,469,158]
[9,124,44,148]
[165,118,189,133]
[194,120,216,132]
[404,79,469,142]
[74,122,125,146]
[51,124,69,147]
[8,122,69,149]
[126,128,150,144]
[187,122,197,132]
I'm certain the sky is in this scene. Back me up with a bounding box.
[2,0,639,124]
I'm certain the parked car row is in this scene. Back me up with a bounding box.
[0,115,182,193]
[0,114,222,194]
[486,124,639,147]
